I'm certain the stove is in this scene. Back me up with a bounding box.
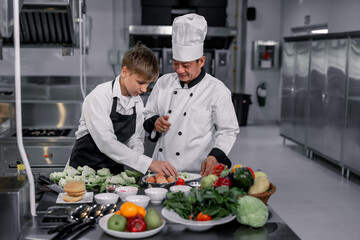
[12,128,72,137]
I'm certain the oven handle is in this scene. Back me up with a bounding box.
[8,164,66,168]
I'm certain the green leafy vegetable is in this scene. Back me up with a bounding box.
[236,195,268,228]
[164,186,246,221]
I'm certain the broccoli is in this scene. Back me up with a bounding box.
[97,168,112,177]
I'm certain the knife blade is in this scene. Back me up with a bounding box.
[38,175,65,193]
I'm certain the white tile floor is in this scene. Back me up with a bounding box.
[228,125,360,240]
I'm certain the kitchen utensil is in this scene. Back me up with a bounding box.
[47,205,89,234]
[69,203,117,240]
[52,204,104,240]
[42,206,71,226]
[38,175,64,193]
[101,203,117,216]
[69,204,108,240]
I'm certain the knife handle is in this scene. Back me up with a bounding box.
[38,175,55,185]
[70,223,95,240]
[48,220,80,234]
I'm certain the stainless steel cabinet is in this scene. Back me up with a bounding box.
[280,41,310,145]
[307,39,347,164]
[343,38,360,175]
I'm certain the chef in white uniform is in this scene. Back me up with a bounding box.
[143,14,240,176]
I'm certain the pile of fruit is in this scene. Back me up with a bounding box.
[107,202,162,232]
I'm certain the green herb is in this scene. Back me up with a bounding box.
[164,186,246,220]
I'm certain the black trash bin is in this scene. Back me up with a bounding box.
[232,93,252,126]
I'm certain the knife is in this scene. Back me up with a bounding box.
[38,175,65,193]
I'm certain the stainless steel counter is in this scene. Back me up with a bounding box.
[19,191,300,240]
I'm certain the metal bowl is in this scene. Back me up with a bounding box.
[141,174,178,189]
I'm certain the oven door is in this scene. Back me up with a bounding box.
[1,143,74,175]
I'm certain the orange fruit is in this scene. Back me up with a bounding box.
[114,210,122,215]
[119,202,139,218]
[138,206,146,218]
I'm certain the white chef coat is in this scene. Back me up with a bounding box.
[144,72,240,171]
[75,76,152,174]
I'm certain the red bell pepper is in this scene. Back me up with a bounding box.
[213,176,232,188]
[127,216,146,232]
[246,167,255,178]
[212,163,226,177]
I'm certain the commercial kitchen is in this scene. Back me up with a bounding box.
[0,0,360,239]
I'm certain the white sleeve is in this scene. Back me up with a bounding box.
[212,87,240,155]
[82,88,152,174]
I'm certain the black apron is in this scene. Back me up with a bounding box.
[69,80,136,174]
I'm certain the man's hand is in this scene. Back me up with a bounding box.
[149,160,178,176]
[201,156,218,177]
[155,116,171,133]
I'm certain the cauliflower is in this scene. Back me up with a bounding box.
[105,175,126,185]
[49,171,66,183]
[81,165,96,178]
[58,178,68,187]
[120,172,136,184]
[64,165,80,178]
[77,166,84,173]
[97,168,112,177]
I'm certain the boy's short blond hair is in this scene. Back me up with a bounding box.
[122,43,159,82]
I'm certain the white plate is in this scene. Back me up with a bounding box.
[99,213,166,239]
[56,192,94,204]
[161,208,236,231]
[178,172,202,182]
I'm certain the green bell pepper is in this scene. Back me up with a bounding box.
[233,167,254,192]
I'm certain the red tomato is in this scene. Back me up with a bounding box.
[196,212,212,221]
[212,163,226,177]
[176,177,185,185]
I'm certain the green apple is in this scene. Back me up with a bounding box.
[108,214,127,231]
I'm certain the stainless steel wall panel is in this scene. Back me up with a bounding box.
[280,41,309,145]
[324,39,347,162]
[307,40,327,153]
[292,41,310,145]
[343,38,360,174]
[307,39,347,164]
[280,42,295,139]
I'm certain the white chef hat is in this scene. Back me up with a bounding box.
[172,13,207,62]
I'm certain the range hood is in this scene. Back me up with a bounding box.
[129,25,237,49]
[1,0,80,47]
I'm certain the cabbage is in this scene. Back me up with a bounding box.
[236,196,268,228]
